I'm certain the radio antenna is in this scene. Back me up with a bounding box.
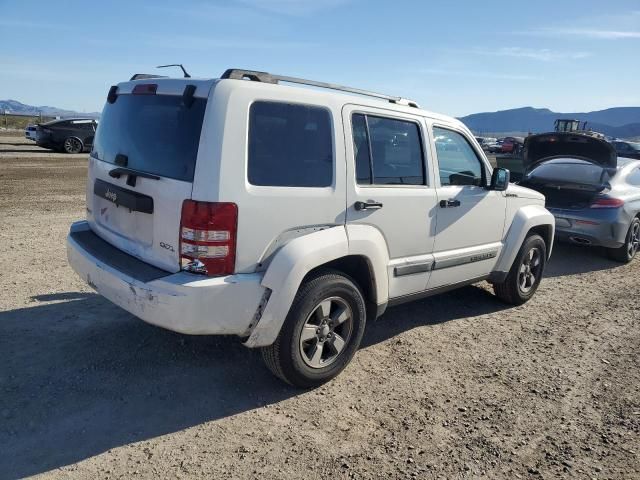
[156,64,191,78]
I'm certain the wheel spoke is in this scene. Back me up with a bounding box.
[309,342,324,367]
[330,334,346,355]
[332,306,349,325]
[301,325,317,342]
[318,300,332,318]
[531,251,540,267]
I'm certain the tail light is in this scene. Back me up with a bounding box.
[590,197,624,209]
[180,200,238,276]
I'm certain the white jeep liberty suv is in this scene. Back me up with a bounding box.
[67,68,555,387]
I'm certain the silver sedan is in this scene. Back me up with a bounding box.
[521,133,640,263]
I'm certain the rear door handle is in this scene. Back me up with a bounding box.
[354,201,383,211]
[439,199,461,208]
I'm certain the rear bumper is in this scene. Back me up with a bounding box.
[66,221,266,336]
[549,208,629,248]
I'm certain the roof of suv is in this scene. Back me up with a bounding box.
[117,68,465,130]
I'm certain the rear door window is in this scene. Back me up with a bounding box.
[248,101,333,187]
[351,113,426,185]
[91,94,207,182]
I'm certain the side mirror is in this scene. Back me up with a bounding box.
[489,167,510,191]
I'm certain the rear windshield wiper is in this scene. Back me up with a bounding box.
[108,167,160,180]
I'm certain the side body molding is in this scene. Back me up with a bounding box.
[493,204,555,275]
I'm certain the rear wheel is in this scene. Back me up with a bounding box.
[607,217,640,263]
[63,137,83,154]
[261,270,366,388]
[493,234,546,305]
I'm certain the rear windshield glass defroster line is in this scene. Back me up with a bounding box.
[91,94,207,182]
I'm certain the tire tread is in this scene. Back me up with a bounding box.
[261,269,365,387]
[493,234,546,305]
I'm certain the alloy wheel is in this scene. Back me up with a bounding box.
[518,247,542,294]
[628,221,640,259]
[64,137,82,154]
[299,296,353,369]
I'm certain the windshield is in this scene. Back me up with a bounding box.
[91,94,207,182]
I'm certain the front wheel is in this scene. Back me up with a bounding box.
[261,270,367,388]
[493,234,547,305]
[607,217,640,263]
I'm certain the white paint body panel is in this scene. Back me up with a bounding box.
[342,104,439,299]
[67,74,555,347]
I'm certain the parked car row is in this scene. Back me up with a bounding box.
[476,136,525,155]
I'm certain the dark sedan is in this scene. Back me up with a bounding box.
[36,118,98,154]
[612,140,640,160]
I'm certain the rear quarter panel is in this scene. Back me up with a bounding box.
[192,80,349,274]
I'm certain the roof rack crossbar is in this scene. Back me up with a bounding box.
[220,69,419,108]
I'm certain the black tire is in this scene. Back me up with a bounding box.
[261,269,367,388]
[607,217,640,263]
[63,136,83,154]
[493,234,547,305]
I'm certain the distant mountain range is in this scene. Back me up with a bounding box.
[2,99,639,138]
[0,99,100,119]
[459,106,640,139]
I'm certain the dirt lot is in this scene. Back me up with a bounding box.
[0,136,638,479]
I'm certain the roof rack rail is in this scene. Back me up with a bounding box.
[220,68,420,108]
[130,73,169,81]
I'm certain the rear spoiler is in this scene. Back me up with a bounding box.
[523,133,617,173]
[129,73,169,81]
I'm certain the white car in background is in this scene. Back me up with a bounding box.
[67,68,555,387]
[24,124,38,141]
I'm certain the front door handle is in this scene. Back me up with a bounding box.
[354,201,383,211]
[439,199,461,208]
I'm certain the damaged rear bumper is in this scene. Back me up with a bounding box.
[66,221,266,336]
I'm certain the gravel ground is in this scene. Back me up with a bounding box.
[0,137,638,479]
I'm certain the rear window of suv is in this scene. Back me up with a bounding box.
[248,101,333,187]
[91,94,207,182]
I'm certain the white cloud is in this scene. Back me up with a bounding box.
[0,19,63,30]
[418,68,539,81]
[141,34,317,50]
[237,0,351,16]
[530,28,640,39]
[452,46,591,62]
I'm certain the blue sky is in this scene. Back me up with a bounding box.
[1,0,639,117]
